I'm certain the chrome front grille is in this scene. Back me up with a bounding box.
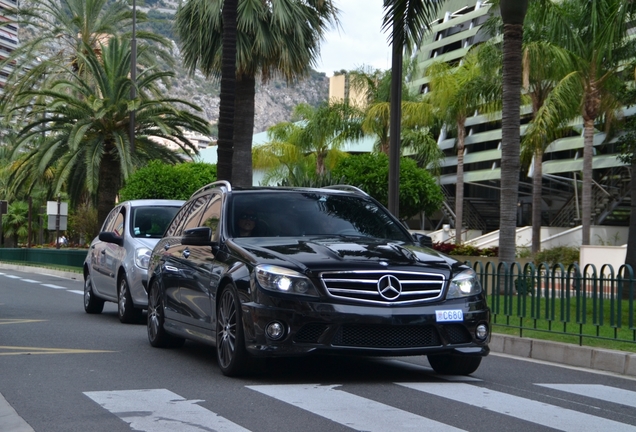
[320,270,445,305]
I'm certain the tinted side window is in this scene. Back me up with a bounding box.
[198,193,222,238]
[165,201,194,237]
[182,196,210,233]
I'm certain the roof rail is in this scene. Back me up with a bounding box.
[190,180,232,198]
[322,184,368,196]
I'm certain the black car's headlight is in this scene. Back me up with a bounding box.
[254,265,319,297]
[446,268,482,299]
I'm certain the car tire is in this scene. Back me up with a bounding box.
[216,287,249,377]
[84,273,105,314]
[147,280,185,348]
[118,276,143,324]
[427,354,482,375]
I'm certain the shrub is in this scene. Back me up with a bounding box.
[534,246,580,267]
[119,161,217,201]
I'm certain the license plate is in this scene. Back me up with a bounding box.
[435,309,463,322]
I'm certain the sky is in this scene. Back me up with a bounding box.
[314,0,391,76]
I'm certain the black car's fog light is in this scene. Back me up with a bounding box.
[266,321,286,340]
[476,323,489,340]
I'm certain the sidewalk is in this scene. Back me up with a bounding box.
[491,334,636,377]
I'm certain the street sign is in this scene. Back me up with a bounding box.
[47,215,67,230]
[47,201,68,216]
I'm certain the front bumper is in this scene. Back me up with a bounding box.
[240,295,490,358]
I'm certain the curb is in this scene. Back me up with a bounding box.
[0,262,82,281]
[490,334,636,377]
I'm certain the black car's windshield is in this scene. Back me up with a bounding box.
[230,192,411,242]
[132,206,181,239]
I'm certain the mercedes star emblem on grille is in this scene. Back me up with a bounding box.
[377,275,402,300]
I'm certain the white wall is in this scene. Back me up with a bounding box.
[579,245,627,273]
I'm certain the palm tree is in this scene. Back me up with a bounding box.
[7,38,211,226]
[482,0,579,256]
[0,0,172,118]
[2,201,29,247]
[175,0,339,187]
[254,101,364,181]
[529,0,636,246]
[349,61,438,160]
[424,47,501,245]
[498,0,528,263]
[381,0,443,217]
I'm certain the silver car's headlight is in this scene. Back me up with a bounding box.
[254,264,319,297]
[135,247,152,269]
[446,268,482,299]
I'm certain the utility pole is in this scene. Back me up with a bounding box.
[55,195,61,250]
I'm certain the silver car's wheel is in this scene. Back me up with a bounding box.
[118,276,141,324]
[84,273,104,314]
[216,287,248,376]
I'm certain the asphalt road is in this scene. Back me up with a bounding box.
[1,267,635,432]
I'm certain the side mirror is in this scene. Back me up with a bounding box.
[182,227,213,246]
[412,232,433,248]
[98,231,124,247]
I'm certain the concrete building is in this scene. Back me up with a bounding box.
[0,0,18,89]
[407,0,630,235]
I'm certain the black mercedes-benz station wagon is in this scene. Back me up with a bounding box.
[146,181,490,376]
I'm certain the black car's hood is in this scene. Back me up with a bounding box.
[228,236,461,274]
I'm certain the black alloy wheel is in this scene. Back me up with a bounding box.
[84,273,105,314]
[427,354,482,375]
[147,281,184,348]
[216,287,248,376]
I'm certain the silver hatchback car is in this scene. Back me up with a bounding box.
[83,199,184,323]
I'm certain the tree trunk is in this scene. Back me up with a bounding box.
[97,153,121,228]
[217,0,238,183]
[232,75,256,188]
[388,17,403,218]
[531,149,543,255]
[624,157,636,299]
[581,117,595,245]
[499,21,523,264]
[455,120,466,245]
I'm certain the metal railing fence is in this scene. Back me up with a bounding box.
[469,260,636,346]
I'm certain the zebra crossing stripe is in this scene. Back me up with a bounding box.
[67,290,84,295]
[21,279,40,283]
[397,382,636,431]
[536,384,636,409]
[84,389,250,432]
[4,275,20,279]
[247,384,465,431]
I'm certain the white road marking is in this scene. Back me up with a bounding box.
[41,284,65,289]
[67,290,84,295]
[536,384,636,409]
[84,389,250,432]
[398,382,636,431]
[21,279,40,283]
[248,383,465,431]
[4,275,21,279]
